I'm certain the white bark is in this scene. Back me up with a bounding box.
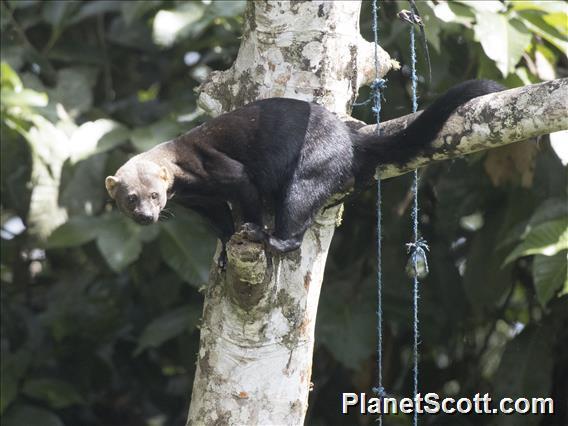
[197,1,397,117]
[187,2,395,425]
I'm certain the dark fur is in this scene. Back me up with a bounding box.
[106,80,504,257]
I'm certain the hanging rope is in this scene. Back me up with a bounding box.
[364,4,427,425]
[367,2,387,425]
[406,7,428,426]
[399,0,432,83]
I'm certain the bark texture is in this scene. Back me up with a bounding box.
[197,1,397,117]
[187,2,394,425]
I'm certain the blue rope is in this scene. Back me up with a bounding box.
[368,1,387,425]
[367,6,427,426]
[409,22,427,426]
[352,78,387,109]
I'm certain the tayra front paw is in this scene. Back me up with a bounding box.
[241,223,266,242]
[267,236,302,253]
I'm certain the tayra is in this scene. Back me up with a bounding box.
[106,79,503,258]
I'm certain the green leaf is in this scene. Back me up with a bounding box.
[512,67,539,86]
[543,12,568,38]
[0,350,32,414]
[499,198,568,249]
[134,305,201,355]
[42,0,79,28]
[152,2,206,47]
[512,1,568,14]
[2,404,64,426]
[516,9,568,53]
[7,0,41,9]
[0,46,26,75]
[47,215,100,248]
[464,208,513,311]
[533,251,567,306]
[22,378,85,409]
[106,15,156,50]
[24,115,71,239]
[504,218,568,265]
[0,88,48,108]
[456,0,505,13]
[493,324,553,426]
[47,41,105,66]
[317,282,375,370]
[562,278,568,297]
[121,0,162,26]
[68,119,129,163]
[442,2,476,26]
[159,210,215,286]
[130,119,183,152]
[207,0,246,18]
[1,62,23,91]
[423,12,442,53]
[46,67,98,117]
[0,124,32,217]
[59,153,107,215]
[69,0,122,25]
[473,12,532,76]
[96,213,156,272]
[532,46,556,81]
[1,64,47,109]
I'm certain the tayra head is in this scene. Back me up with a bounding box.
[105,160,171,225]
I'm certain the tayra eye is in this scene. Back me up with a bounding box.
[127,194,138,204]
[151,192,159,200]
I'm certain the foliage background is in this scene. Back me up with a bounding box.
[1,1,566,425]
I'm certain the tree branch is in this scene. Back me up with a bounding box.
[353,78,568,179]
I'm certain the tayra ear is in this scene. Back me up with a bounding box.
[105,176,120,199]
[159,166,171,184]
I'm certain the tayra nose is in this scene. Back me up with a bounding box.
[134,212,153,225]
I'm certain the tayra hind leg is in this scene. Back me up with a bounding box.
[233,179,268,243]
[267,178,332,253]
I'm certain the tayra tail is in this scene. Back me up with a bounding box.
[352,79,505,184]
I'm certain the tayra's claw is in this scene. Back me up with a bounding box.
[217,250,227,270]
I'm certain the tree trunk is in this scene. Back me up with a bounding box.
[186,2,568,425]
[187,2,392,425]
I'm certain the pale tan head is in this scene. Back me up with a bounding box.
[105,160,171,225]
